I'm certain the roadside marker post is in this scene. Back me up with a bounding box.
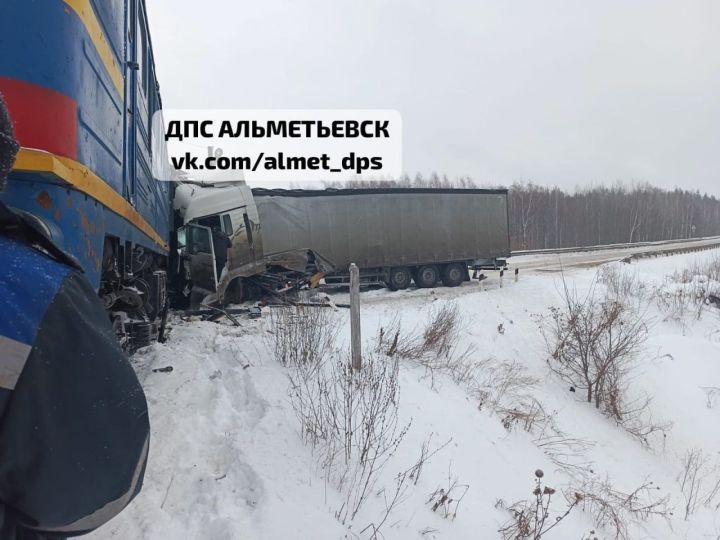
[350,263,362,371]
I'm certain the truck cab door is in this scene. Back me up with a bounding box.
[181,223,218,293]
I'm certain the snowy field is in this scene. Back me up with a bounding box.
[90,249,720,540]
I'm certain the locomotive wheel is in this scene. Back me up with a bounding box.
[442,263,466,287]
[415,265,440,288]
[386,267,412,291]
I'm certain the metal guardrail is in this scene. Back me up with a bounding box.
[511,236,720,256]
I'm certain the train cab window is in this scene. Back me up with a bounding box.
[137,14,148,94]
[222,214,233,235]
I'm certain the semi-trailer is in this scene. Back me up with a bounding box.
[173,184,510,305]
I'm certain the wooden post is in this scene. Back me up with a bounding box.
[349,263,362,371]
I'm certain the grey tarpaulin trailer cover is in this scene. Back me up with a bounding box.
[251,188,510,285]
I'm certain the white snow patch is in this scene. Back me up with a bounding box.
[89,249,720,539]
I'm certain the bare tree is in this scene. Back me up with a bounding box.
[677,448,720,519]
[542,279,648,411]
[572,476,673,540]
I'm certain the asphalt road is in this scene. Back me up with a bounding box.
[510,236,720,272]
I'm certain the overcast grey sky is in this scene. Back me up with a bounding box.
[148,0,719,194]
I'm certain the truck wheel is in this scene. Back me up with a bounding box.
[386,267,412,290]
[224,278,244,305]
[244,281,262,301]
[415,265,439,288]
[442,263,466,287]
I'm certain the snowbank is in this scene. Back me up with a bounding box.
[90,249,720,539]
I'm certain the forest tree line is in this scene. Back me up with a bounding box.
[322,174,720,251]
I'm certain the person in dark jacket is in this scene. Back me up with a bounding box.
[0,96,150,538]
[211,225,231,279]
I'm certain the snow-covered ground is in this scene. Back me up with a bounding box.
[90,250,720,540]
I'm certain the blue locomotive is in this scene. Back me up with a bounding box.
[0,0,175,350]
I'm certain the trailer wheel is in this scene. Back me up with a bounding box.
[415,265,439,288]
[386,267,412,290]
[442,263,465,287]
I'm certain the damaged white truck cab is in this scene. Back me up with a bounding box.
[174,182,333,307]
[174,182,266,306]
